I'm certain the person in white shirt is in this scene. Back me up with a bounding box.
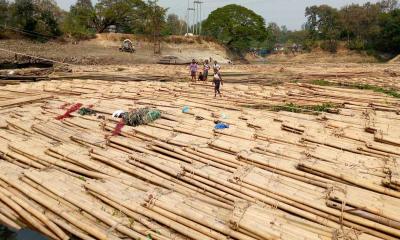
[213,72,223,97]
[212,60,221,74]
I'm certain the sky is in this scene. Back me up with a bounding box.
[56,0,379,30]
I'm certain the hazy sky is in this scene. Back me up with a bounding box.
[56,0,379,30]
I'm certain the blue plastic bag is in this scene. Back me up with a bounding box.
[215,123,229,130]
[182,106,190,113]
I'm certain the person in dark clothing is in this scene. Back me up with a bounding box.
[213,72,223,97]
[198,72,205,81]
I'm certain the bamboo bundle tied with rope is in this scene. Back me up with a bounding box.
[1,74,400,240]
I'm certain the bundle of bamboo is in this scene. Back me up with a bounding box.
[0,72,399,240]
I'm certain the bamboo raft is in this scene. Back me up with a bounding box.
[0,76,399,240]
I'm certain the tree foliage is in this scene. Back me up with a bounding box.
[305,5,342,52]
[202,4,267,51]
[2,0,63,39]
[162,14,186,36]
[62,0,167,39]
[1,0,169,40]
[93,0,147,33]
[297,0,400,54]
[375,9,400,53]
[258,0,400,56]
[12,0,38,33]
[0,0,9,26]
[0,0,399,58]
[144,0,167,36]
[62,0,96,39]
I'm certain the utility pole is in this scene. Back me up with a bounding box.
[195,1,198,35]
[186,0,189,34]
[187,0,195,34]
[199,1,202,35]
[180,15,185,35]
[148,0,161,54]
[194,1,203,36]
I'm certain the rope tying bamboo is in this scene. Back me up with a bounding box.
[230,201,250,230]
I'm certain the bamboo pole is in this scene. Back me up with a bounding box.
[0,187,69,240]
[89,191,187,240]
[0,189,61,240]
[92,152,231,209]
[85,183,216,240]
[0,212,21,230]
[0,176,110,240]
[24,171,146,240]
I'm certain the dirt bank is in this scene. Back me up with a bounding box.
[264,48,378,64]
[0,34,231,65]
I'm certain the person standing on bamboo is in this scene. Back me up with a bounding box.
[189,59,198,82]
[213,72,223,97]
[203,59,210,82]
[212,60,222,81]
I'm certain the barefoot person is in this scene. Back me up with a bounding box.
[189,59,198,82]
[213,72,223,97]
[203,59,210,81]
[212,60,222,83]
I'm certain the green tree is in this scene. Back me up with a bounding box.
[144,0,167,35]
[260,0,399,55]
[0,0,9,26]
[286,30,308,44]
[305,5,342,52]
[8,0,63,38]
[62,0,96,39]
[338,3,382,50]
[94,0,147,33]
[38,9,62,36]
[304,6,319,40]
[306,5,342,40]
[264,22,280,50]
[11,0,38,33]
[144,0,167,54]
[0,0,9,38]
[375,9,400,53]
[35,0,63,37]
[202,4,267,52]
[162,14,186,35]
[279,25,289,42]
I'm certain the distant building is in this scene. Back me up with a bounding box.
[273,43,303,54]
[273,44,285,53]
[106,25,117,33]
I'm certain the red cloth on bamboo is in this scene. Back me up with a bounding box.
[55,103,83,120]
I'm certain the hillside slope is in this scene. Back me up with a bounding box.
[389,54,400,63]
[0,34,231,65]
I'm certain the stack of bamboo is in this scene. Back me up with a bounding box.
[0,75,399,240]
[69,63,400,89]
